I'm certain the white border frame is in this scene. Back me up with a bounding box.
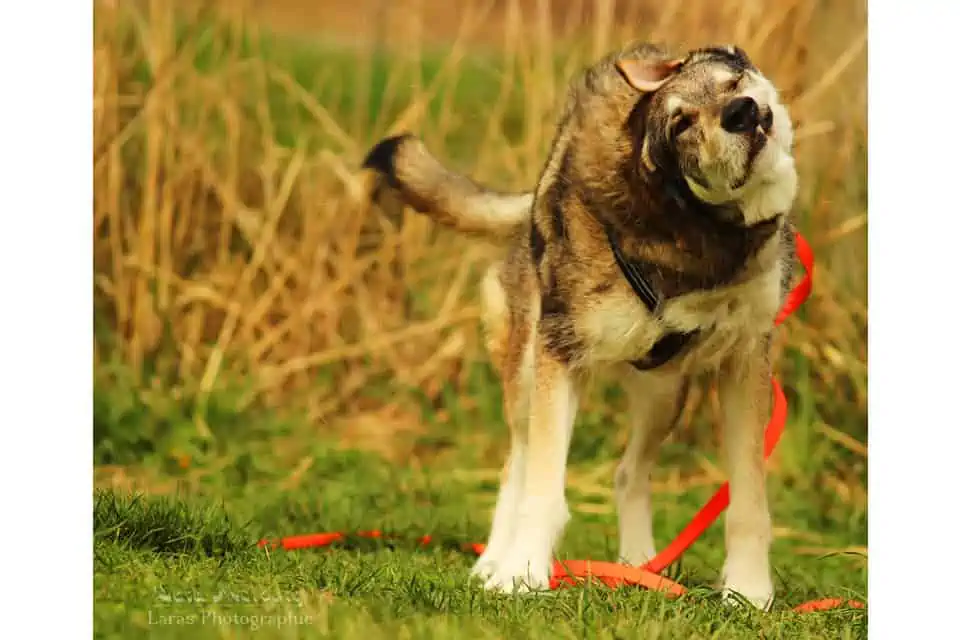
[0,0,93,636]
[1,0,958,637]
[869,1,960,638]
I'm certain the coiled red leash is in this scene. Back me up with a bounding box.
[258,232,865,614]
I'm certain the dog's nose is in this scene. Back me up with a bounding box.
[721,96,760,133]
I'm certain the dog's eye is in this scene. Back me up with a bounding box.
[672,114,693,137]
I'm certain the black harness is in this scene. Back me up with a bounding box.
[604,225,699,371]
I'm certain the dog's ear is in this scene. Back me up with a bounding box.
[615,57,684,93]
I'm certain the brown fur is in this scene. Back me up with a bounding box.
[362,42,799,610]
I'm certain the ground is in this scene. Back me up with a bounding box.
[94,442,866,639]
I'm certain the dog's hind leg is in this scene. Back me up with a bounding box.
[615,370,690,566]
[471,264,532,581]
[483,336,579,593]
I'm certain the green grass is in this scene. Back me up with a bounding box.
[94,374,867,639]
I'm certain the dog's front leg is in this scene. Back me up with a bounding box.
[719,344,775,610]
[484,341,578,593]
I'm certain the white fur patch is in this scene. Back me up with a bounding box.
[482,495,569,592]
[480,264,508,337]
[722,555,775,610]
[737,72,798,226]
[471,447,525,580]
[739,154,797,227]
[664,95,686,115]
[712,68,736,86]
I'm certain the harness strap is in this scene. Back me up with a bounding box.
[629,331,698,371]
[605,225,662,315]
[605,225,697,370]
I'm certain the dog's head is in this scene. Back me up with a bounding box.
[610,45,796,225]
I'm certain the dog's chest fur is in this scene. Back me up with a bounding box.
[576,256,782,371]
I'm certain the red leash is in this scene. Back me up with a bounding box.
[258,232,865,614]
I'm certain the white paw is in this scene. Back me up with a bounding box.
[470,552,500,581]
[618,545,657,567]
[721,575,774,611]
[482,567,551,594]
[479,497,567,594]
[720,545,774,611]
[481,552,551,594]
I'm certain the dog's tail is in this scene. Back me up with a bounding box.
[362,134,533,242]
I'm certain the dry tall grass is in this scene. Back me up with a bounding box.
[93,0,866,446]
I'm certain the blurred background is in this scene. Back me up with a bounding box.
[93,0,865,510]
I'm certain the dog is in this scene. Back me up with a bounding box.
[361,42,798,610]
